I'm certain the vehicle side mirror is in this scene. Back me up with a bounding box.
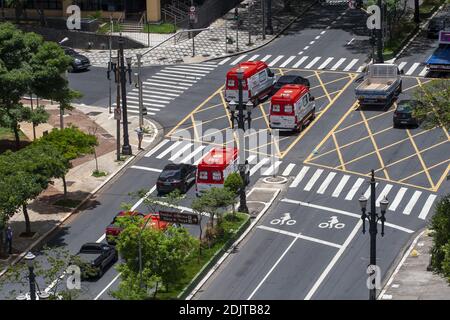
[400,69,404,75]
[310,96,315,101]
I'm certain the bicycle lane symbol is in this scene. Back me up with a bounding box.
[270,213,296,226]
[318,216,345,229]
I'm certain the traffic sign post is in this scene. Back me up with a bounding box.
[159,211,199,225]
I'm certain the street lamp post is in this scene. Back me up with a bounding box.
[358,169,388,300]
[376,0,384,63]
[136,54,147,128]
[265,0,273,35]
[24,252,36,301]
[237,69,245,130]
[108,15,113,114]
[118,36,133,156]
[109,56,121,161]
[238,162,249,213]
[235,7,240,52]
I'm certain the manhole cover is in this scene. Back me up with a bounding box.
[86,111,102,116]
[102,133,114,139]
[263,176,288,184]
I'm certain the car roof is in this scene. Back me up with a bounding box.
[278,75,302,80]
[163,163,184,170]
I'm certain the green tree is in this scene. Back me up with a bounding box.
[430,194,450,275]
[223,172,242,216]
[413,79,450,130]
[36,126,98,197]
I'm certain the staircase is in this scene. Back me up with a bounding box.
[120,20,144,33]
[161,0,191,27]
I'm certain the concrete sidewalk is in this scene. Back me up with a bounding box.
[0,103,158,273]
[380,229,450,300]
[79,0,316,67]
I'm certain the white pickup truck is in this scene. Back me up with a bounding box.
[355,64,403,106]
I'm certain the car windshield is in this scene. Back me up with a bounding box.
[160,169,181,179]
[397,102,414,112]
[278,77,295,84]
[81,245,99,252]
[65,48,77,55]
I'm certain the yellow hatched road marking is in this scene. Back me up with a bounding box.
[399,159,450,184]
[406,128,435,189]
[332,133,346,170]
[315,71,332,102]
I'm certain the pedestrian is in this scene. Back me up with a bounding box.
[135,126,144,150]
[6,226,13,255]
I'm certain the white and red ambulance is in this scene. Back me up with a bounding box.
[196,147,239,195]
[269,84,315,132]
[225,61,276,105]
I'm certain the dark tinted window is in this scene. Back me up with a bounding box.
[397,101,416,112]
[160,169,181,179]
[81,245,100,252]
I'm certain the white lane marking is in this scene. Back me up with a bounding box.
[157,69,206,77]
[405,63,420,75]
[282,163,296,176]
[156,140,183,159]
[346,38,354,46]
[397,62,407,71]
[230,54,248,65]
[128,91,174,100]
[345,178,365,200]
[315,36,320,40]
[94,273,121,300]
[218,57,231,65]
[298,51,304,55]
[280,56,296,68]
[303,46,310,50]
[418,67,428,77]
[156,72,201,80]
[194,146,214,165]
[326,25,331,29]
[309,41,315,45]
[304,169,324,191]
[320,31,326,35]
[269,55,285,67]
[166,67,210,74]
[261,55,272,62]
[363,183,379,199]
[290,166,310,188]
[246,154,257,164]
[330,58,346,70]
[247,236,299,300]
[248,54,260,61]
[389,187,407,211]
[317,172,337,194]
[343,58,359,71]
[318,57,334,70]
[332,175,350,197]
[127,96,167,106]
[180,145,206,164]
[151,75,197,84]
[135,88,180,96]
[281,198,414,233]
[305,220,362,300]
[143,81,189,90]
[356,64,367,73]
[376,184,393,207]
[257,225,342,248]
[168,142,193,161]
[130,166,163,173]
[250,158,270,176]
[145,139,169,157]
[262,161,282,176]
[418,194,437,220]
[147,78,193,86]
[96,234,106,243]
[180,65,216,71]
[293,56,309,68]
[304,57,321,69]
[403,191,422,215]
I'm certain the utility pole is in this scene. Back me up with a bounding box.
[235,7,240,52]
[108,15,113,113]
[266,0,273,35]
[136,53,146,128]
[262,0,266,40]
[109,54,121,161]
[118,36,132,156]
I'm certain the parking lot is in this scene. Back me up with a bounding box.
[305,76,450,191]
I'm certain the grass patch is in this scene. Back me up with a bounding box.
[143,23,177,34]
[383,19,417,60]
[154,212,249,300]
[54,198,82,208]
[92,170,108,178]
[0,127,30,154]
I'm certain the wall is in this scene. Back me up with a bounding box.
[192,0,242,29]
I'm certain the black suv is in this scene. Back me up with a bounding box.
[157,163,197,195]
[393,100,419,127]
[271,75,310,95]
[62,46,91,72]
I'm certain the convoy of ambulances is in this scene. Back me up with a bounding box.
[225,61,276,104]
[269,84,316,132]
[196,147,239,195]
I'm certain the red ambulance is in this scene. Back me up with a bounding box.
[269,84,316,132]
[225,61,276,105]
[196,147,239,195]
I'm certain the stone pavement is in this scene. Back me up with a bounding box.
[380,229,450,300]
[0,102,158,272]
[79,0,315,67]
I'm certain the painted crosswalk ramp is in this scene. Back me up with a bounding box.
[113,62,217,116]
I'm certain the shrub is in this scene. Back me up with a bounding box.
[430,194,450,273]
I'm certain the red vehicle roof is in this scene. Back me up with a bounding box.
[198,147,238,170]
[271,84,309,104]
[143,213,170,231]
[226,61,268,79]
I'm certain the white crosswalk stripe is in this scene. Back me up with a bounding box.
[403,191,421,215]
[156,141,184,159]
[345,178,364,200]
[332,175,350,197]
[231,55,248,65]
[293,56,309,68]
[219,57,231,65]
[389,187,407,211]
[248,54,260,61]
[330,58,346,71]
[343,59,359,71]
[262,161,282,175]
[250,158,270,176]
[268,55,285,67]
[305,57,321,69]
[280,56,296,68]
[169,142,193,161]
[317,172,336,194]
[397,62,407,71]
[180,145,205,164]
[318,57,334,70]
[418,67,428,77]
[304,169,324,191]
[282,163,296,176]
[418,194,437,220]
[363,183,378,199]
[405,62,420,75]
[261,55,272,62]
[290,166,310,188]
[376,184,393,207]
[166,67,210,74]
[145,139,169,157]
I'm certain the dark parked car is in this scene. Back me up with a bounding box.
[427,17,447,38]
[157,163,196,195]
[271,75,310,95]
[72,243,118,279]
[62,46,91,72]
[393,100,419,127]
[105,211,145,244]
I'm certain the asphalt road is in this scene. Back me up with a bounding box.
[1,2,449,300]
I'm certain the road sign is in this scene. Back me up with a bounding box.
[159,211,199,225]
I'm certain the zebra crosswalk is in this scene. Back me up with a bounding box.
[141,139,438,221]
[217,54,428,77]
[113,62,218,116]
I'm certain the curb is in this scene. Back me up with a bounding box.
[0,116,161,279]
[378,228,427,299]
[185,186,281,300]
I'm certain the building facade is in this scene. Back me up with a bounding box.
[2,0,162,22]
